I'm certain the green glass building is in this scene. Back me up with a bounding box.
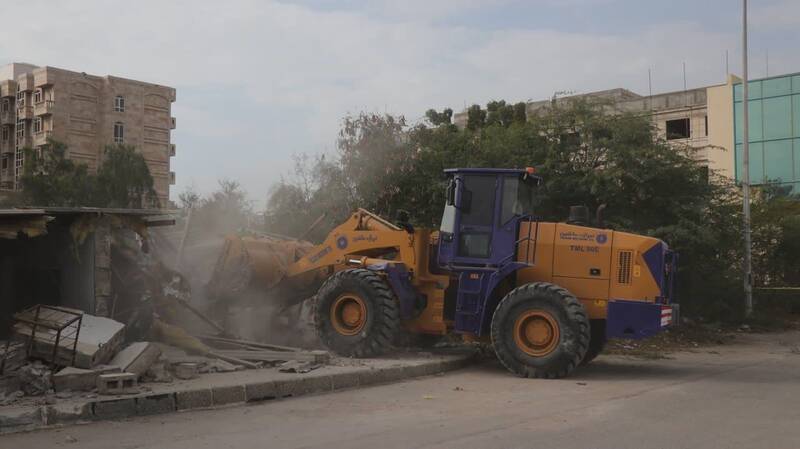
[734,73,800,193]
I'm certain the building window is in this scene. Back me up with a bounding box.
[16,120,24,139]
[2,127,8,142]
[666,118,690,140]
[1,155,7,170]
[114,96,125,112]
[16,90,25,107]
[1,99,8,113]
[33,117,42,134]
[113,122,124,143]
[33,89,42,104]
[704,115,708,137]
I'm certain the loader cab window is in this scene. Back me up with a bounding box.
[500,175,537,224]
[457,175,496,258]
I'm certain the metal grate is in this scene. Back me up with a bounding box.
[617,250,633,284]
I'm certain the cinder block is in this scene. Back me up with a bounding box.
[97,372,138,395]
[175,389,212,410]
[245,381,277,402]
[136,393,176,416]
[92,398,136,420]
[211,385,245,406]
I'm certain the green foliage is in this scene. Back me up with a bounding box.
[424,108,453,127]
[94,145,159,208]
[18,141,159,208]
[266,100,800,320]
[20,140,95,207]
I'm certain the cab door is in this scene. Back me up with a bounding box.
[453,174,497,264]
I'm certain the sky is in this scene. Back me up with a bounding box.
[1,0,799,207]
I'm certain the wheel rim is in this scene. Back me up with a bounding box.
[330,294,367,336]
[513,310,560,357]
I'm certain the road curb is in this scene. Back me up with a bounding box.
[0,353,473,435]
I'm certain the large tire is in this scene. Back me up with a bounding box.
[581,319,607,365]
[491,282,590,379]
[314,269,400,357]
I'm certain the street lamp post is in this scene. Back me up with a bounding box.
[742,0,753,316]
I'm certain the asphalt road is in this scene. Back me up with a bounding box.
[6,331,800,449]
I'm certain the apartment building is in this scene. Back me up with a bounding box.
[0,63,176,206]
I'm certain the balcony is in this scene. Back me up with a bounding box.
[169,143,176,157]
[33,130,53,146]
[0,110,15,125]
[17,106,33,120]
[16,134,31,148]
[34,100,55,116]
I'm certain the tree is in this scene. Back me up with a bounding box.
[17,139,158,209]
[178,186,201,210]
[94,144,159,208]
[19,140,95,207]
[424,108,453,127]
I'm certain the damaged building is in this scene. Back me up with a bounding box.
[0,207,175,337]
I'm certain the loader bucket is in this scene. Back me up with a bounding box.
[207,234,316,303]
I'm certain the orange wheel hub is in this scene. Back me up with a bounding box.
[513,310,560,357]
[331,294,367,336]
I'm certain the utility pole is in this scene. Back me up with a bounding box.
[742,0,753,316]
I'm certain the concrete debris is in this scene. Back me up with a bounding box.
[109,342,161,377]
[13,312,125,369]
[278,360,320,374]
[173,362,199,380]
[198,359,240,374]
[16,362,52,396]
[97,372,138,395]
[52,367,96,393]
[0,341,27,374]
[143,361,173,383]
[52,365,121,393]
[0,390,23,406]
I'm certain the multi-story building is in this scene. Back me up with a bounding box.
[0,63,176,206]
[728,73,800,193]
[452,78,740,179]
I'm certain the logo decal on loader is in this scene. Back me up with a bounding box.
[336,236,348,249]
[596,234,608,244]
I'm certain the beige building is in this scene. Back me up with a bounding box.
[453,78,740,179]
[0,63,176,206]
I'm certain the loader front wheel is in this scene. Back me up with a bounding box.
[314,269,400,357]
[491,282,589,379]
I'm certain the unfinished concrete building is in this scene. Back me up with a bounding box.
[453,80,736,178]
[0,63,176,206]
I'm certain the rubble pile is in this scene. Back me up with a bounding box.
[0,234,330,409]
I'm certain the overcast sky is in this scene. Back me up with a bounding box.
[1,0,799,206]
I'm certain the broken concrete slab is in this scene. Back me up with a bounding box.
[173,363,199,380]
[53,365,122,393]
[109,342,161,377]
[13,313,125,369]
[53,367,95,393]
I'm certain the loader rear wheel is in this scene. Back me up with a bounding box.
[314,269,400,358]
[491,282,589,379]
[581,319,607,365]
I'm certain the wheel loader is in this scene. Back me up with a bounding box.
[210,167,678,378]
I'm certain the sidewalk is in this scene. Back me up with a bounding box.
[0,351,474,434]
